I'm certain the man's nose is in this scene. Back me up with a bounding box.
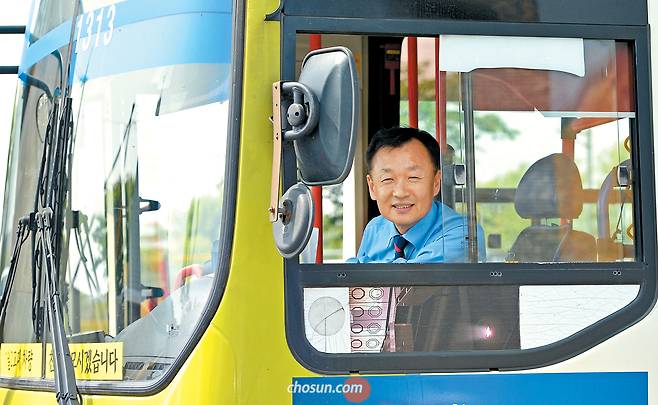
[392,180,410,197]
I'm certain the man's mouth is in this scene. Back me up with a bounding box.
[393,203,414,210]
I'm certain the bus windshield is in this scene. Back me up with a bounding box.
[0,0,233,382]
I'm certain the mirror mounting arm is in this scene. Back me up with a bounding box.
[269,81,284,222]
[269,80,319,222]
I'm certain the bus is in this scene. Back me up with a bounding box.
[0,0,656,403]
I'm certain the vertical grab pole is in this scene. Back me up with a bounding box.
[561,119,575,225]
[460,72,479,262]
[309,34,323,263]
[562,139,575,158]
[408,37,419,128]
[435,38,447,148]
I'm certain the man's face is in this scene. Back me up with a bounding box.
[367,138,441,234]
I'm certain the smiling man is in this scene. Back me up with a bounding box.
[350,127,486,263]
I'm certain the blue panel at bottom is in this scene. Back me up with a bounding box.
[291,372,648,405]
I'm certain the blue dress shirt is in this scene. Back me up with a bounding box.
[348,200,486,263]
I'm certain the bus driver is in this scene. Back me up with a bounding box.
[348,127,486,264]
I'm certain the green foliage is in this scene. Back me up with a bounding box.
[477,164,529,260]
[400,66,520,145]
[400,103,519,149]
[322,184,343,260]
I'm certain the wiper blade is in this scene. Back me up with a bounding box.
[71,211,100,295]
[36,209,80,405]
[0,215,33,341]
[3,2,84,402]
[0,212,81,405]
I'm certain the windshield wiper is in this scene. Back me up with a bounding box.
[39,0,83,401]
[71,211,100,297]
[0,210,81,405]
[3,3,83,402]
[35,98,80,405]
[36,209,80,404]
[0,215,32,340]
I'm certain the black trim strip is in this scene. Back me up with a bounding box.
[0,67,18,75]
[0,26,25,34]
[299,266,647,287]
[0,0,246,396]
[278,0,647,26]
[284,16,647,39]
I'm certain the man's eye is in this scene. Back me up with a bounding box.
[409,176,421,181]
[381,178,393,183]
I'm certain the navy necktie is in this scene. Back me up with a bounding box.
[393,235,408,259]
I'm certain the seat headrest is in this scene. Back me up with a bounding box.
[515,153,584,219]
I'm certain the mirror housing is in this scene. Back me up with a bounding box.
[291,47,359,185]
[272,183,315,258]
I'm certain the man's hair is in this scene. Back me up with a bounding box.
[366,127,441,173]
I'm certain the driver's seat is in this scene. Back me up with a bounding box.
[507,153,596,262]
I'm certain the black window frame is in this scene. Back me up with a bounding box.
[281,15,657,374]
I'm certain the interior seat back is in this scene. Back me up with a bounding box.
[508,153,596,262]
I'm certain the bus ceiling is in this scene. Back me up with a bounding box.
[438,35,635,136]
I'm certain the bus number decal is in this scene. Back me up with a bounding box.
[104,5,116,46]
[75,4,116,54]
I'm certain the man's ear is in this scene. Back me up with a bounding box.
[433,169,441,196]
[366,174,377,201]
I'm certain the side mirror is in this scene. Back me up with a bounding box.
[291,47,359,185]
[270,47,360,258]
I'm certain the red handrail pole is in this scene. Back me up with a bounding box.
[309,34,322,52]
[309,34,323,263]
[408,37,419,128]
[562,139,575,159]
[435,37,447,149]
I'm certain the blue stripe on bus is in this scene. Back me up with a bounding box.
[291,372,648,405]
[20,0,232,79]
[72,13,231,82]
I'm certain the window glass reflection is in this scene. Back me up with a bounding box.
[64,63,229,380]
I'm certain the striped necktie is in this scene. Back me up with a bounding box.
[393,235,408,259]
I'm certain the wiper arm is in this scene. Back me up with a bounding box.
[2,3,83,402]
[36,209,80,405]
[71,211,100,295]
[0,215,33,341]
[0,212,81,405]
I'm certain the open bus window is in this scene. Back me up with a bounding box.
[297,36,636,265]
[292,34,640,357]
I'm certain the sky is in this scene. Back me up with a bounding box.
[0,3,31,216]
